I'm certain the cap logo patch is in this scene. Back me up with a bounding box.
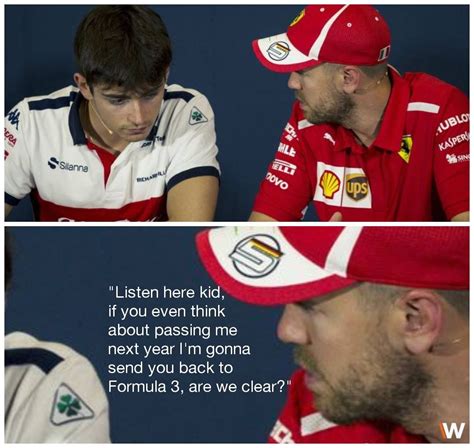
[290,9,305,27]
[398,135,412,163]
[229,235,283,278]
[319,170,341,199]
[345,174,369,201]
[378,45,391,61]
[267,41,290,61]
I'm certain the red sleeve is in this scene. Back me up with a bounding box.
[253,103,313,221]
[433,88,469,219]
[268,370,307,443]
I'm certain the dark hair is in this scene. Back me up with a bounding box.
[74,6,172,93]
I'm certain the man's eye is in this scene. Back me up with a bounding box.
[143,93,158,100]
[298,301,316,311]
[109,98,126,106]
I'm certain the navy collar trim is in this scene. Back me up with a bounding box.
[68,91,87,145]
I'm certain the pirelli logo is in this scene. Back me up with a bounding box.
[272,159,297,176]
[345,174,369,201]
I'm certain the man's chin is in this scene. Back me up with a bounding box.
[120,133,149,143]
[302,111,324,126]
[311,391,362,426]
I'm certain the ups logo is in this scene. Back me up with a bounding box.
[345,174,369,201]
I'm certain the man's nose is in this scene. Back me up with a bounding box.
[277,304,309,345]
[288,72,301,90]
[129,101,146,125]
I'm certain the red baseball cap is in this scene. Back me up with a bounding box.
[253,5,391,73]
[196,227,469,306]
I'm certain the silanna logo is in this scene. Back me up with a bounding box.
[48,157,89,173]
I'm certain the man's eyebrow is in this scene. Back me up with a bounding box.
[101,88,160,99]
[296,299,318,310]
[101,92,130,99]
[141,88,160,95]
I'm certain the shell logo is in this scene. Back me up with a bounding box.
[319,170,341,199]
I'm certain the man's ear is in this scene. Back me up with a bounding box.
[340,65,361,94]
[74,73,93,101]
[395,289,443,355]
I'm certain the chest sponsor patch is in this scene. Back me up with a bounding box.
[398,135,412,163]
[345,174,369,201]
[314,163,372,209]
[319,170,341,199]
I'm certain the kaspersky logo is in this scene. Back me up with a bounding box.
[48,157,89,173]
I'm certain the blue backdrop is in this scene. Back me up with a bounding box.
[5,227,294,442]
[5,5,470,221]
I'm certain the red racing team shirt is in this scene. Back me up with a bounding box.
[269,369,426,443]
[253,68,469,221]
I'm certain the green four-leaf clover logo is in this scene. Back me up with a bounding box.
[57,394,82,417]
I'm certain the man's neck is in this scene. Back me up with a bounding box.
[343,75,391,148]
[420,353,469,443]
[80,100,127,154]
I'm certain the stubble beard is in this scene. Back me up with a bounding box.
[293,337,434,432]
[302,90,355,126]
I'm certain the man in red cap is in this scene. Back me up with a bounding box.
[248,5,469,222]
[196,226,469,442]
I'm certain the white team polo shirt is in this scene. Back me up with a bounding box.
[4,84,220,221]
[5,332,110,442]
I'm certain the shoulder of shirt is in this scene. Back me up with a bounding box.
[5,331,89,374]
[163,83,208,105]
[402,71,466,100]
[19,85,79,113]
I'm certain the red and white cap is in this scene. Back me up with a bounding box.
[196,227,469,306]
[253,5,391,73]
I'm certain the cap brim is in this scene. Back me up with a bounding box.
[252,32,321,73]
[196,227,356,306]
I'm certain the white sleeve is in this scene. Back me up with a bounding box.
[5,99,36,205]
[165,93,220,190]
[5,353,111,443]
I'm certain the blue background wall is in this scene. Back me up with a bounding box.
[5,227,294,442]
[5,5,470,221]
